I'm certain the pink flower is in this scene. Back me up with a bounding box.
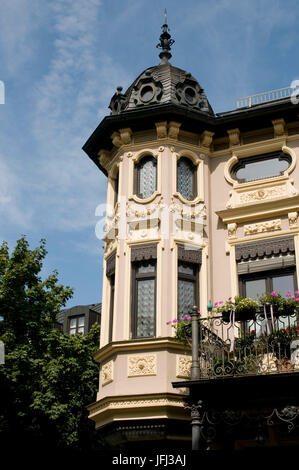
[271,291,278,297]
[187,316,191,321]
[219,301,223,304]
[214,302,218,306]
[295,298,299,301]
[286,293,291,297]
[295,291,299,295]
[166,321,171,325]
[292,296,295,299]
[172,319,178,323]
[197,310,201,316]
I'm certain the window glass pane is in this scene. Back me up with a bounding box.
[177,158,195,200]
[272,273,295,297]
[178,279,195,317]
[178,262,196,276]
[78,316,85,327]
[69,329,76,335]
[235,156,289,182]
[136,279,155,337]
[77,327,84,334]
[137,262,155,274]
[70,318,77,328]
[245,278,266,300]
[138,157,156,199]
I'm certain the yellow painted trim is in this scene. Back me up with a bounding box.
[93,337,190,364]
[217,194,299,224]
[88,393,190,428]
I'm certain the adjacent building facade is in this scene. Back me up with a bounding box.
[83,21,299,449]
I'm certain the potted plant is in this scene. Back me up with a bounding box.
[259,290,299,317]
[215,296,258,322]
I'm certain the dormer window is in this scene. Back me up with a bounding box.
[177,157,197,200]
[134,155,157,199]
[231,151,291,183]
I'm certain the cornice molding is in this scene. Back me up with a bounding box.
[93,337,190,363]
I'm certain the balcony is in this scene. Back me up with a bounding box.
[179,312,299,379]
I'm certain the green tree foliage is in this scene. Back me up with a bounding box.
[0,237,102,452]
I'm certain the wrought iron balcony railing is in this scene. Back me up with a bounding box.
[184,311,299,379]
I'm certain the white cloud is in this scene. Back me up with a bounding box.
[29,0,132,232]
[0,0,47,75]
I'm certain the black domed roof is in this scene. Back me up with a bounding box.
[109,62,214,116]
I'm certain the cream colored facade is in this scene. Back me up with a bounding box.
[87,117,299,437]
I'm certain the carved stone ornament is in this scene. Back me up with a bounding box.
[119,128,132,145]
[288,211,298,229]
[227,128,241,146]
[98,149,111,169]
[244,219,281,236]
[227,223,237,239]
[168,121,181,140]
[226,179,298,209]
[155,121,168,139]
[201,130,214,148]
[128,354,157,377]
[176,355,192,378]
[272,118,286,137]
[111,131,122,148]
[101,360,113,386]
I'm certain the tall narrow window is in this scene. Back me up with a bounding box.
[131,244,157,339]
[177,244,201,318]
[106,253,116,342]
[135,155,157,199]
[178,262,198,317]
[177,157,197,201]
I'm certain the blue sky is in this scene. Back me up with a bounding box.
[0,0,299,308]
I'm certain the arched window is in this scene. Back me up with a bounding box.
[177,157,197,200]
[134,155,157,199]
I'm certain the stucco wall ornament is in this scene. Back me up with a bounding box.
[176,355,192,379]
[227,223,237,239]
[244,219,281,236]
[200,130,214,148]
[101,360,113,386]
[227,128,241,147]
[272,118,286,137]
[226,180,298,209]
[128,354,157,377]
[288,212,298,229]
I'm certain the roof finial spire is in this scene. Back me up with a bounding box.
[156,9,175,63]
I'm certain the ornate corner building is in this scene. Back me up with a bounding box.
[83,18,299,450]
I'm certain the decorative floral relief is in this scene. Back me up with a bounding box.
[128,354,157,377]
[244,219,281,236]
[226,180,298,209]
[101,360,113,386]
[176,355,192,379]
[240,186,286,203]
